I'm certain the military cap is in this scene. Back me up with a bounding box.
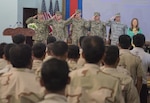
[75,9,81,14]
[115,13,121,17]
[55,11,62,15]
[94,12,100,16]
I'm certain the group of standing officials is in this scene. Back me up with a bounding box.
[26,9,142,46]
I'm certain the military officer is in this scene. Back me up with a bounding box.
[26,12,49,43]
[105,13,127,45]
[69,10,89,45]
[89,12,106,40]
[46,11,70,41]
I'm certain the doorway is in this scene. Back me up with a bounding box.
[23,8,37,46]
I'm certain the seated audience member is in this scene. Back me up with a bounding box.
[46,35,56,45]
[0,43,15,75]
[32,43,46,73]
[77,36,86,66]
[38,58,70,103]
[0,43,7,70]
[67,45,80,71]
[118,35,143,94]
[51,41,68,60]
[12,34,26,44]
[67,36,124,103]
[43,43,54,62]
[101,45,140,103]
[0,44,43,103]
[131,34,150,103]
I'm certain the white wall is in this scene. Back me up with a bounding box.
[0,0,18,43]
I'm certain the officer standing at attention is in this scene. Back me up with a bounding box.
[105,13,127,45]
[89,12,106,40]
[26,12,49,43]
[68,9,89,45]
[46,11,72,41]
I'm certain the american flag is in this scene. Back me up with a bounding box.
[41,0,53,32]
[54,0,60,14]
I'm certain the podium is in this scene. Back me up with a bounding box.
[3,27,35,46]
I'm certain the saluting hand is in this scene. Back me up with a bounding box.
[33,15,37,19]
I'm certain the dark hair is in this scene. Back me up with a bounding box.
[9,44,32,68]
[130,18,139,31]
[41,58,69,92]
[4,43,15,61]
[32,43,46,58]
[104,45,119,65]
[82,36,105,63]
[52,41,68,56]
[68,45,80,59]
[47,43,54,54]
[47,35,56,44]
[119,35,131,49]
[133,34,145,47]
[79,36,86,48]
[12,34,25,44]
[0,42,7,58]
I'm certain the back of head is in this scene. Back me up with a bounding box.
[82,36,105,63]
[119,35,131,49]
[0,42,7,58]
[12,34,25,44]
[47,35,56,44]
[9,44,32,68]
[68,45,80,60]
[133,34,145,47]
[4,43,16,61]
[41,58,69,92]
[52,41,68,57]
[32,43,46,59]
[79,36,86,48]
[104,45,119,65]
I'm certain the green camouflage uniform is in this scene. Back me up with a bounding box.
[46,19,69,41]
[89,12,106,39]
[26,17,49,43]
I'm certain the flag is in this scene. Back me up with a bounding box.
[41,0,52,32]
[49,0,54,16]
[41,0,51,20]
[54,0,60,14]
[65,0,82,19]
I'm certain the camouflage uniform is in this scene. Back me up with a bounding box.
[105,13,127,45]
[118,49,143,84]
[32,59,43,73]
[89,12,106,39]
[26,17,49,43]
[0,59,7,70]
[46,15,69,41]
[68,10,89,45]
[0,67,43,103]
[66,63,125,103]
[101,66,140,103]
[38,93,68,103]
[67,60,82,72]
